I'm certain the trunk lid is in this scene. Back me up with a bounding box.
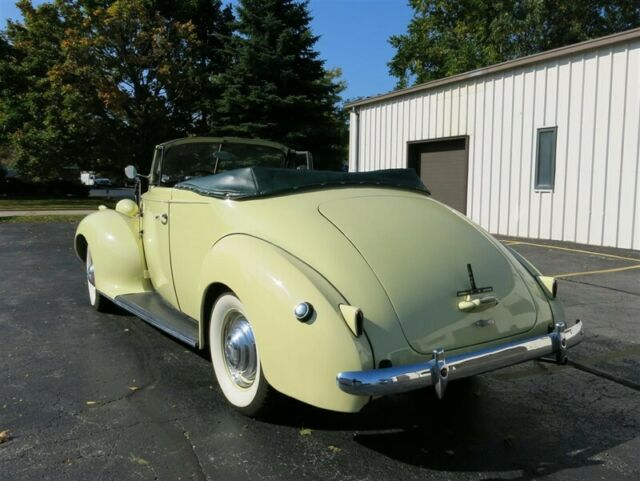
[319,194,539,354]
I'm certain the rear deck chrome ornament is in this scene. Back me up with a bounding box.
[458,296,499,312]
[457,263,493,297]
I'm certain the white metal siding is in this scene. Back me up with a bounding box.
[349,39,640,250]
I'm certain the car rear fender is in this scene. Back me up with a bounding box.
[199,234,374,413]
[74,209,151,298]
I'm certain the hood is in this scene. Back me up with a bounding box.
[318,195,540,354]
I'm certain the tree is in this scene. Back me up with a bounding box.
[214,0,347,169]
[0,0,347,179]
[389,0,640,88]
[55,0,206,174]
[0,0,234,180]
[0,1,71,180]
[151,0,235,133]
[0,33,12,146]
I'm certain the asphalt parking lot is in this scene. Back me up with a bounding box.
[1,223,639,480]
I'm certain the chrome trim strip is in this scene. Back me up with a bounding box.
[337,321,583,397]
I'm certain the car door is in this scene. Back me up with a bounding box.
[142,184,179,308]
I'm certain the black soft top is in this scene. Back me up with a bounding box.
[174,167,429,200]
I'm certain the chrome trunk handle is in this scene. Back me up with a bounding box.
[457,296,498,312]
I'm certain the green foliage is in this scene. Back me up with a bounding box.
[390,0,640,88]
[0,0,345,180]
[54,0,212,175]
[0,1,69,181]
[0,142,13,177]
[214,0,347,169]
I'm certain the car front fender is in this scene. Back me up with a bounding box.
[198,234,374,413]
[74,209,150,298]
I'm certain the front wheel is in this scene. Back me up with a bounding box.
[86,247,111,312]
[209,294,272,416]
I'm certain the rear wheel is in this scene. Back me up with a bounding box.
[209,294,271,416]
[86,247,111,312]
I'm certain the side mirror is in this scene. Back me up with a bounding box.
[124,165,137,180]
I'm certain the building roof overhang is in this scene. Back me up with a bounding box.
[346,27,640,110]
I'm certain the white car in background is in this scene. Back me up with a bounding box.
[93,177,112,188]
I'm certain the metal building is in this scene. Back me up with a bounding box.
[347,28,640,250]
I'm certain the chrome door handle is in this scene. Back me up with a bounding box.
[155,213,168,225]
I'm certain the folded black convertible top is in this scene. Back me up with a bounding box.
[175,167,430,200]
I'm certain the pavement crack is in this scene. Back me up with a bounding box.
[90,380,157,409]
[178,427,207,481]
[560,277,640,298]
[568,360,640,392]
[110,320,208,480]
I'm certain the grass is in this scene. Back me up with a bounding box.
[0,198,117,210]
[0,214,87,224]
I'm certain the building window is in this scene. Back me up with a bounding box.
[534,127,557,190]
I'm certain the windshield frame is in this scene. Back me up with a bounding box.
[149,137,308,187]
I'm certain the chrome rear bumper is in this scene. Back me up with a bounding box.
[337,321,583,399]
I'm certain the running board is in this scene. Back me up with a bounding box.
[114,292,199,348]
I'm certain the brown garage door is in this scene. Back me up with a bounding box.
[409,137,468,215]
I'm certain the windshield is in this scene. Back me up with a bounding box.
[158,141,288,186]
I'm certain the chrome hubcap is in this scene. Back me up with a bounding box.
[223,313,257,388]
[87,257,95,286]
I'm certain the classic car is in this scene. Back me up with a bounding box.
[74,136,583,416]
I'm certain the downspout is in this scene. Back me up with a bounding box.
[350,106,360,172]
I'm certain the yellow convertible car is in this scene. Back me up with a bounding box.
[75,136,583,415]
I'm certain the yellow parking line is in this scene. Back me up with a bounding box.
[555,264,640,278]
[508,241,640,263]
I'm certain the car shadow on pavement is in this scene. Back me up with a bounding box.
[264,373,638,479]
[109,309,639,480]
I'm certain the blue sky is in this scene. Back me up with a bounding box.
[306,0,413,101]
[0,0,413,101]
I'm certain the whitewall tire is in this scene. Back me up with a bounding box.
[86,247,110,312]
[209,294,271,416]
